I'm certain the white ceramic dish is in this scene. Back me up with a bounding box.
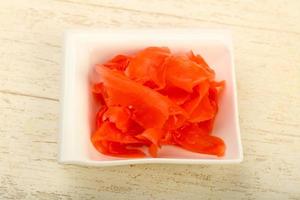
[59,29,243,166]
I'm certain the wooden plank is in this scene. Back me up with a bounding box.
[0,0,299,100]
[0,92,299,199]
[55,0,300,34]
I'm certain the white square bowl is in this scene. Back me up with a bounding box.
[59,29,243,166]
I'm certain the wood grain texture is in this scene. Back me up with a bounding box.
[0,0,299,199]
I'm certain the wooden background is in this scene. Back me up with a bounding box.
[1,0,299,199]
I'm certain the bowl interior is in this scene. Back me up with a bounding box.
[60,30,242,164]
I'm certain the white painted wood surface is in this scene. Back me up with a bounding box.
[0,0,299,199]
